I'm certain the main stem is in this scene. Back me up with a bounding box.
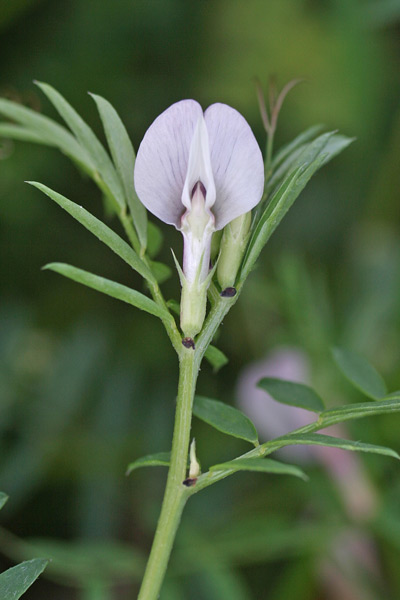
[137,346,198,600]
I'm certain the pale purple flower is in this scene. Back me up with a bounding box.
[134,100,264,279]
[134,100,264,335]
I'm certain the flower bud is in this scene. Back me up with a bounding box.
[189,438,201,478]
[217,211,252,290]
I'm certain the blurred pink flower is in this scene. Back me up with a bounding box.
[236,347,315,460]
[236,347,377,520]
[320,530,380,600]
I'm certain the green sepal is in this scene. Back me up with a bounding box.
[171,249,185,286]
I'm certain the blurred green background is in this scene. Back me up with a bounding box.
[1,0,400,598]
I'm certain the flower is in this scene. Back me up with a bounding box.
[236,347,377,519]
[134,100,264,337]
[236,347,315,461]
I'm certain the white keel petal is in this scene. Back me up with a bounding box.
[181,115,216,210]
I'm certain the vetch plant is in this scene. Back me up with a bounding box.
[1,80,400,599]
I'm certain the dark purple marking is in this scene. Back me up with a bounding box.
[182,477,197,487]
[191,180,206,199]
[220,287,237,298]
[182,337,195,349]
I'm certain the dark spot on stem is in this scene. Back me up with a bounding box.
[182,337,195,349]
[183,477,197,487]
[220,287,237,297]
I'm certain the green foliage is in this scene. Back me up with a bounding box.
[267,131,354,192]
[193,396,259,445]
[0,83,152,256]
[0,123,46,143]
[332,346,387,400]
[0,492,8,510]
[28,182,155,283]
[264,433,399,460]
[204,345,229,372]
[22,539,144,584]
[210,458,308,481]
[90,93,147,249]
[0,559,48,600]
[193,359,400,494]
[35,81,126,211]
[149,260,173,285]
[270,124,324,171]
[43,263,169,319]
[0,97,94,171]
[317,397,400,426]
[258,378,325,412]
[126,452,171,475]
[147,221,164,259]
[240,129,353,283]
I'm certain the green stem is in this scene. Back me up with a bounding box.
[137,294,241,599]
[137,347,197,600]
[118,209,182,354]
[119,208,141,255]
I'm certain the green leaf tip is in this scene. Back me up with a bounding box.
[194,396,259,445]
[210,458,308,481]
[35,80,126,212]
[0,558,49,600]
[332,346,387,400]
[89,90,147,249]
[258,378,325,413]
[265,433,400,460]
[126,452,171,476]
